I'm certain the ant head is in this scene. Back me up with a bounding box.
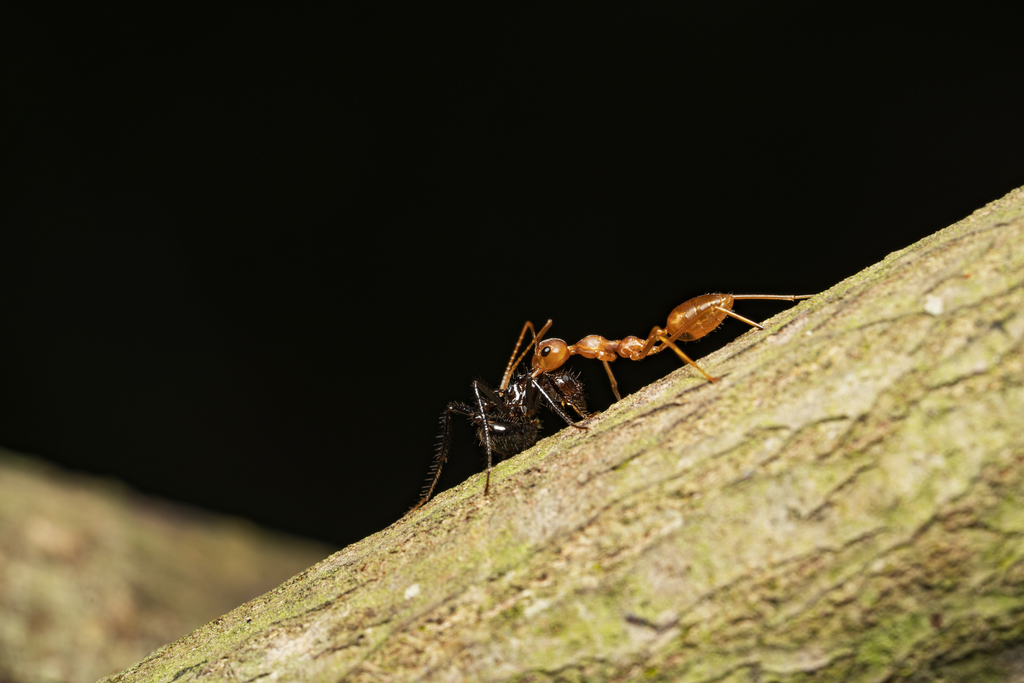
[531,338,569,375]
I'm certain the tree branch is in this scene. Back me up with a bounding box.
[105,186,1024,682]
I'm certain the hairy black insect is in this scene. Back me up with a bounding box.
[412,360,588,511]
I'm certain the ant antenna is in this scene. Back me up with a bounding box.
[500,319,552,391]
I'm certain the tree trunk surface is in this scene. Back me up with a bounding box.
[105,187,1024,682]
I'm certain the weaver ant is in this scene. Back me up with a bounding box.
[530,293,814,400]
[412,321,590,511]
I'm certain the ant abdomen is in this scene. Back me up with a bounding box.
[666,293,736,342]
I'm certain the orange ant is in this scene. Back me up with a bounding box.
[527,293,814,400]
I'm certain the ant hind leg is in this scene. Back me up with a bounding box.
[656,336,718,383]
[410,401,474,512]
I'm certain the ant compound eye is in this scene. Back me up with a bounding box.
[541,346,552,357]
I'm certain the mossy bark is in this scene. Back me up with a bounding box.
[104,187,1024,682]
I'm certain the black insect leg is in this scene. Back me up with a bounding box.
[412,400,475,511]
[531,377,589,430]
[472,380,496,495]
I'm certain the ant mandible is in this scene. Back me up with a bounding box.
[529,293,814,401]
[411,321,590,511]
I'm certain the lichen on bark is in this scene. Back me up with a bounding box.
[105,186,1024,682]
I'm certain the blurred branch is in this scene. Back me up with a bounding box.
[0,453,333,683]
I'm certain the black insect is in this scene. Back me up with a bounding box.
[412,322,590,511]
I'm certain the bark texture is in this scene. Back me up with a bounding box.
[104,187,1024,682]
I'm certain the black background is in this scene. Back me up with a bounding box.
[4,8,1022,547]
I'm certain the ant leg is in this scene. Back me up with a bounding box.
[531,379,589,430]
[412,401,474,511]
[732,294,815,301]
[472,381,495,495]
[714,306,763,329]
[601,360,622,401]
[656,335,718,383]
[635,321,722,380]
[713,293,813,329]
[638,325,667,358]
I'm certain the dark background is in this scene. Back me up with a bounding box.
[4,9,1022,547]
